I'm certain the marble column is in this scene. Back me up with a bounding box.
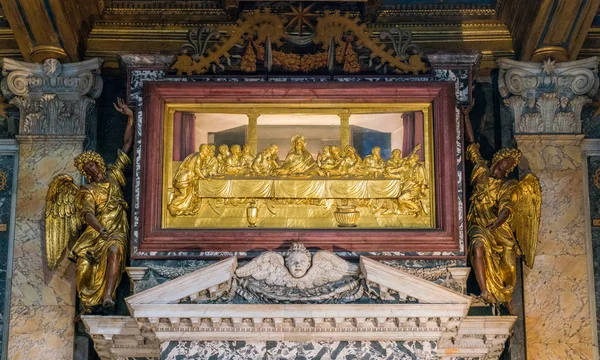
[498,56,599,359]
[1,58,103,360]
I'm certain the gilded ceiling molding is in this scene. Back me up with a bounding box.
[0,58,103,137]
[498,57,599,134]
[170,9,428,75]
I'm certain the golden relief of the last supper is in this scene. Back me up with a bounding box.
[163,104,435,229]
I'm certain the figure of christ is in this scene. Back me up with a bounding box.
[277,135,317,176]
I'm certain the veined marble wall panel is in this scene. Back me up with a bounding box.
[516,135,595,359]
[7,137,82,360]
[0,140,18,360]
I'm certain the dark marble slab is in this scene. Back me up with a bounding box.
[582,102,600,139]
[0,151,17,360]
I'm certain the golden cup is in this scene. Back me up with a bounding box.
[246,202,258,227]
[333,206,360,227]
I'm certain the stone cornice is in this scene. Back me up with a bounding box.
[84,257,515,360]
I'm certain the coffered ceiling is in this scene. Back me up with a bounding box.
[0,0,597,73]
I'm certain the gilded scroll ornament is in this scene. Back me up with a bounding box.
[0,170,7,191]
[594,168,600,189]
[44,98,134,312]
[463,109,541,314]
[171,9,428,75]
[167,136,431,225]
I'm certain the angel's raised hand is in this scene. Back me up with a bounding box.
[113,97,133,117]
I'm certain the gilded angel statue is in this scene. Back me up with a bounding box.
[463,108,541,314]
[45,98,134,312]
[235,242,359,291]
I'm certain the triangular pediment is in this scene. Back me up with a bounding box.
[86,256,515,360]
[360,257,471,304]
[126,256,470,308]
[125,257,237,309]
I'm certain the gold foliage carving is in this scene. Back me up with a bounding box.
[171,9,428,75]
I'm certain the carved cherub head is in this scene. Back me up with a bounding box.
[285,242,312,278]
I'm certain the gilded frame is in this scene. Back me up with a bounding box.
[162,102,436,229]
[138,82,460,256]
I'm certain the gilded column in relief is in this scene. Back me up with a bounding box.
[498,56,599,359]
[339,112,350,149]
[1,58,103,360]
[247,112,259,155]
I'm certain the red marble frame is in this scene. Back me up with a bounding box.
[136,82,460,257]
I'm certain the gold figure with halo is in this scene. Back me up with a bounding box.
[45,98,134,312]
[277,135,317,176]
[463,108,541,314]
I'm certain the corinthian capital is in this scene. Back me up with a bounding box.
[497,57,599,135]
[1,58,103,136]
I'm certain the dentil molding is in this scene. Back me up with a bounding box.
[86,256,516,360]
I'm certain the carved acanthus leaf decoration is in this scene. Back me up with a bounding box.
[498,57,599,134]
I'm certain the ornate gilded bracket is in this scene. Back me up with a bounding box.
[171,9,428,75]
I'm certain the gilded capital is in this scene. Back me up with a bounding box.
[497,57,599,134]
[1,58,103,137]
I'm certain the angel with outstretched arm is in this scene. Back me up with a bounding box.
[45,97,134,312]
[462,107,541,314]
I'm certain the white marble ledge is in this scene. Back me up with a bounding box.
[129,303,468,342]
[438,316,517,360]
[83,315,160,359]
[126,267,148,282]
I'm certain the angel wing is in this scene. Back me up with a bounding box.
[299,251,359,289]
[511,173,542,268]
[45,174,82,270]
[235,252,294,286]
